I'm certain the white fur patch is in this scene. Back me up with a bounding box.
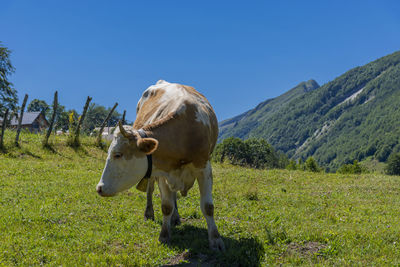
[138,80,213,127]
[97,135,148,196]
[153,163,198,194]
[157,82,188,105]
[157,79,166,84]
[201,161,214,204]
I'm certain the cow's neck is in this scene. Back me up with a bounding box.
[136,119,183,173]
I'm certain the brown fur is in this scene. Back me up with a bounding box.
[135,88,166,120]
[120,141,141,160]
[162,204,173,216]
[137,138,158,155]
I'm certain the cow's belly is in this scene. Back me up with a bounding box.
[163,163,198,196]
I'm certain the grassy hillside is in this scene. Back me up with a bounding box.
[1,131,400,266]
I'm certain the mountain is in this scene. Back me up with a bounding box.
[219,79,320,140]
[219,51,400,171]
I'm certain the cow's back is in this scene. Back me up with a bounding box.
[133,80,218,171]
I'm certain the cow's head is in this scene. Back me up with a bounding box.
[96,122,158,197]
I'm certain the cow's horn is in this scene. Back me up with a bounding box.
[118,120,132,138]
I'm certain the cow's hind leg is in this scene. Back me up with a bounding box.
[144,178,155,221]
[158,177,175,244]
[171,192,181,226]
[197,161,225,251]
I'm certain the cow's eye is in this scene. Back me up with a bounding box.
[114,153,123,159]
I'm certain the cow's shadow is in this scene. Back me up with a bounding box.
[164,224,264,266]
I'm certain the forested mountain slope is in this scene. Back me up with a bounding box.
[219,79,319,140]
[220,51,400,171]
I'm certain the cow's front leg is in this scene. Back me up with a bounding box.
[158,177,175,244]
[171,192,181,226]
[144,178,155,221]
[197,161,225,251]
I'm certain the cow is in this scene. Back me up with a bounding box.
[142,176,181,226]
[96,80,225,251]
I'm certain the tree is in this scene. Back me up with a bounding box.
[244,138,282,168]
[82,103,122,134]
[386,153,400,176]
[305,157,320,172]
[376,145,392,162]
[0,42,18,113]
[27,99,49,114]
[212,137,286,169]
[212,137,248,166]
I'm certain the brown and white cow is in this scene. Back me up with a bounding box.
[96,80,225,250]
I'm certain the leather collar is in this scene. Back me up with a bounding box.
[137,129,152,179]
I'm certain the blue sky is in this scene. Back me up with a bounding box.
[1,1,399,121]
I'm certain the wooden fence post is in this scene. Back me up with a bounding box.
[96,102,118,146]
[0,108,9,149]
[122,110,126,125]
[43,91,58,147]
[15,94,29,146]
[0,109,10,150]
[73,96,92,147]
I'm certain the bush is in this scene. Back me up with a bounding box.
[305,156,320,172]
[212,137,287,169]
[337,160,363,174]
[286,160,297,170]
[385,153,400,175]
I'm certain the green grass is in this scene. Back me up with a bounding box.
[1,130,400,266]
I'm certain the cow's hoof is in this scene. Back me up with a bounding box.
[159,235,170,244]
[144,208,154,221]
[144,214,154,221]
[210,237,225,252]
[144,213,154,221]
[159,228,171,244]
[171,213,181,226]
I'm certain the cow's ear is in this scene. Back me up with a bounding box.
[137,138,158,155]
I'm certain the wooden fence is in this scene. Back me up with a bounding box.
[0,92,125,150]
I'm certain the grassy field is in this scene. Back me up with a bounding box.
[1,131,400,266]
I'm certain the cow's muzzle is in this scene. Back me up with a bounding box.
[96,184,103,195]
[96,183,114,197]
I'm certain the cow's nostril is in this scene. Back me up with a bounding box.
[96,185,103,194]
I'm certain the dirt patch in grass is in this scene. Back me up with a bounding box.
[163,251,217,266]
[286,241,326,257]
[164,250,191,265]
[109,241,127,255]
